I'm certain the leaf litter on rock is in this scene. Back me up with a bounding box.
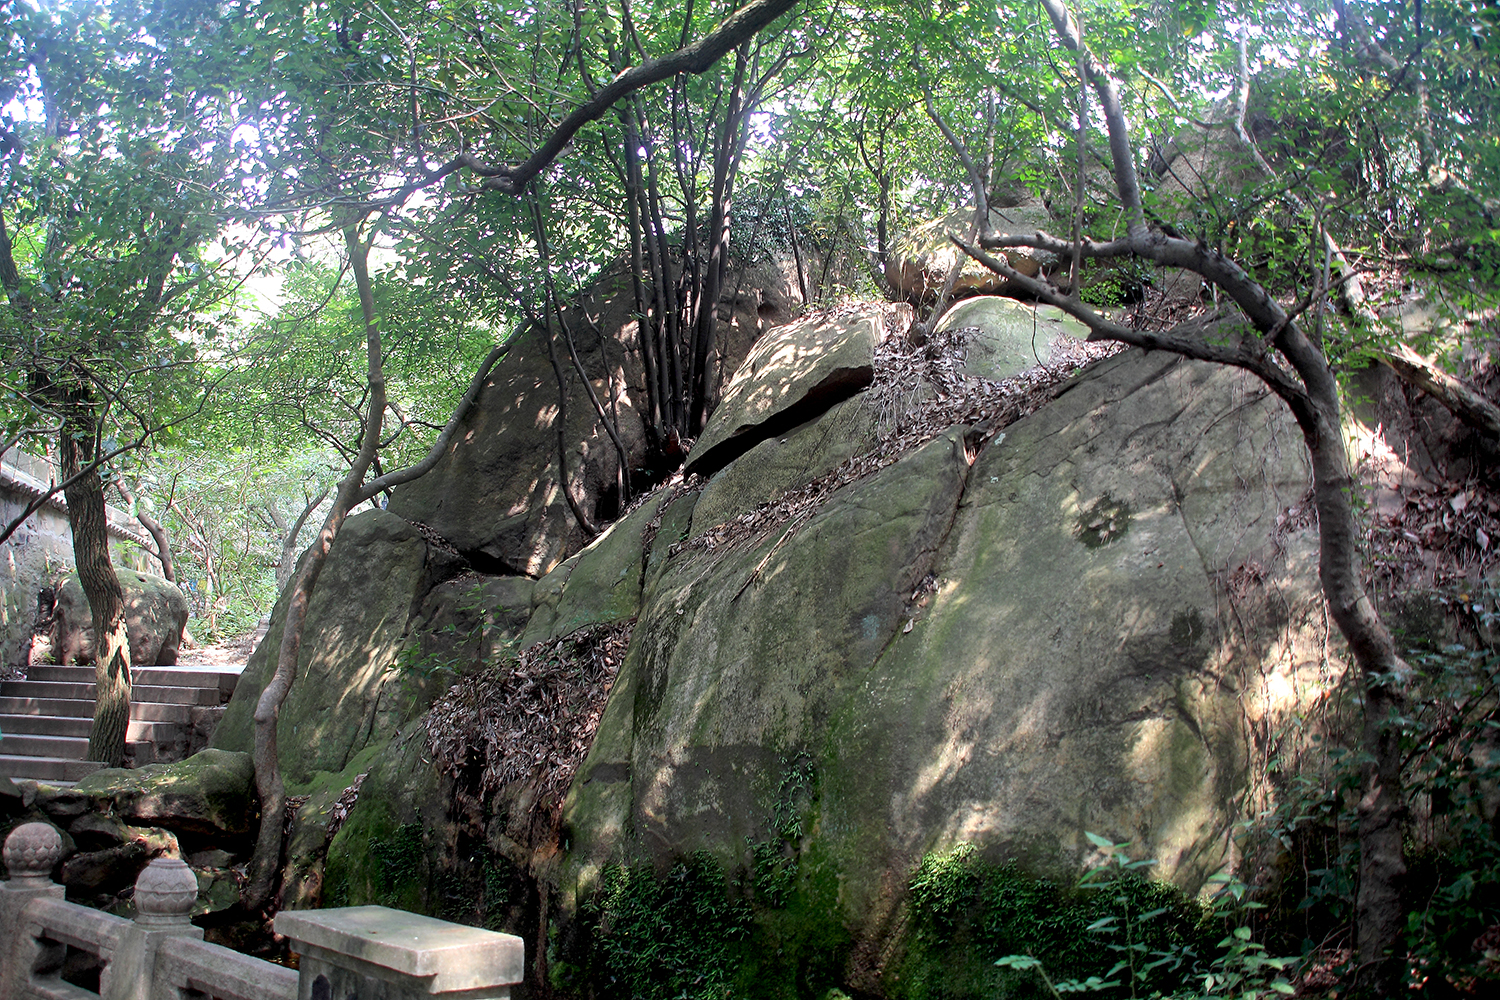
[671,318,1121,560]
[424,621,633,809]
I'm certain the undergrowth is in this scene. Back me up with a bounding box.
[1250,628,1500,994]
[900,837,1292,1000]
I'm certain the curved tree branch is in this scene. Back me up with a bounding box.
[247,222,390,912]
[1024,4,1411,987]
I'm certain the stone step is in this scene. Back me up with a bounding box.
[0,713,176,742]
[0,754,105,782]
[0,680,220,705]
[26,665,240,699]
[0,697,193,722]
[0,731,153,761]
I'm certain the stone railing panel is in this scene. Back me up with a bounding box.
[155,937,298,1000]
[277,905,526,999]
[2,822,525,1000]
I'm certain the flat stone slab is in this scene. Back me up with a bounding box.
[276,905,524,994]
[685,306,881,477]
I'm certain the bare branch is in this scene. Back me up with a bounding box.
[353,341,510,503]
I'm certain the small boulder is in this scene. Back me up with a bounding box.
[48,568,188,666]
[59,840,150,895]
[68,812,179,856]
[75,748,257,842]
[933,296,1088,381]
[33,783,90,820]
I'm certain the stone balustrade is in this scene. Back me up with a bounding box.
[0,822,525,1000]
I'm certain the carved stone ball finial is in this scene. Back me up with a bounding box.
[3,822,63,884]
[134,857,199,925]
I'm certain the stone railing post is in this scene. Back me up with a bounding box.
[101,856,204,1000]
[1,822,67,997]
[276,905,526,1000]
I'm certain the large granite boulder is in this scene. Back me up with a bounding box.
[267,312,1344,996]
[389,263,798,578]
[886,205,1056,302]
[212,510,443,785]
[554,346,1325,989]
[48,567,189,667]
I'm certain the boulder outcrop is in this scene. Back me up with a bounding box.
[215,304,1345,995]
[47,568,188,666]
[212,510,454,786]
[387,263,798,577]
[558,348,1322,969]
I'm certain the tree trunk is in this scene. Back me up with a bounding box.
[116,480,175,582]
[137,511,175,582]
[271,485,330,588]
[244,226,386,911]
[970,4,1413,987]
[60,418,132,768]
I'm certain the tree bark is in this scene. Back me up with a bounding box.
[245,226,388,911]
[59,414,132,768]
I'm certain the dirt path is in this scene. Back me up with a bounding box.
[175,619,268,669]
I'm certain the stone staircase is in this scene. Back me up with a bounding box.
[0,665,240,784]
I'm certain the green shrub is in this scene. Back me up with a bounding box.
[586,853,753,1000]
[900,837,1293,1000]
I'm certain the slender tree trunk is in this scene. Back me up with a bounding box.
[272,486,331,588]
[117,480,175,582]
[243,228,510,910]
[246,226,388,911]
[60,415,132,767]
[688,46,750,435]
[136,511,174,582]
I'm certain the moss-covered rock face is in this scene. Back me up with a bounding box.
[556,348,1324,992]
[279,743,387,910]
[690,394,881,535]
[212,509,437,784]
[75,748,256,844]
[519,491,668,647]
[275,333,1334,997]
[932,297,1087,382]
[323,735,440,915]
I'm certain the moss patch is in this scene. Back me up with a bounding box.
[1075,495,1132,549]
